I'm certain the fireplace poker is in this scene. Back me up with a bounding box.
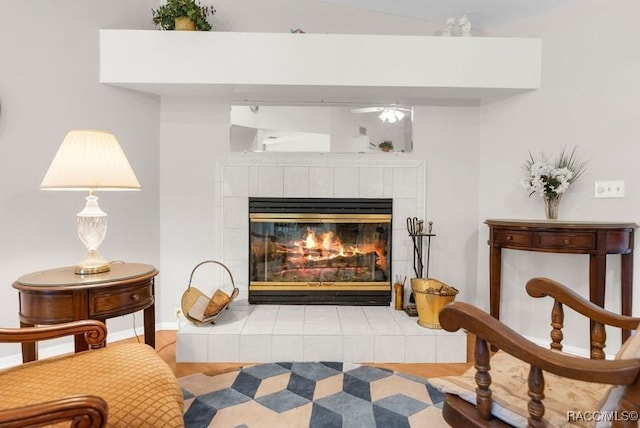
[425,221,434,278]
[406,217,424,278]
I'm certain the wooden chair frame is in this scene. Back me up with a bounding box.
[0,320,109,428]
[439,277,640,428]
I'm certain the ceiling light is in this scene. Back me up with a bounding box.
[379,108,406,123]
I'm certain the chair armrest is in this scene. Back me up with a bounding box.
[0,395,107,428]
[0,320,107,349]
[439,302,640,385]
[526,277,640,330]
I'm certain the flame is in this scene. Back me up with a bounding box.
[290,228,384,269]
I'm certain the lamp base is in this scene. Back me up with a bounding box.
[75,249,110,275]
[75,194,110,275]
[75,262,110,275]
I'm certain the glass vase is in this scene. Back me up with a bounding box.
[543,194,562,220]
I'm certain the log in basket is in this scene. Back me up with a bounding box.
[181,260,239,326]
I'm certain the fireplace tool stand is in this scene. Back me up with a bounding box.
[405,218,435,317]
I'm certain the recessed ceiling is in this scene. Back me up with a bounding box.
[316,0,583,29]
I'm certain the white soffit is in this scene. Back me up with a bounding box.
[100,30,541,105]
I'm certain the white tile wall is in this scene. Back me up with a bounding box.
[309,166,334,197]
[215,153,426,302]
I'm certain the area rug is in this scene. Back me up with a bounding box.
[179,362,447,427]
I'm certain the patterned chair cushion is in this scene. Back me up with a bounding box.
[615,327,640,360]
[0,343,184,427]
[594,326,640,426]
[429,350,611,427]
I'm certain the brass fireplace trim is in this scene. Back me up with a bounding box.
[249,213,391,223]
[250,282,390,291]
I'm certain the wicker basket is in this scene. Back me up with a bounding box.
[181,260,239,326]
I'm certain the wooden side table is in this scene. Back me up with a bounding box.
[486,219,638,345]
[13,262,158,363]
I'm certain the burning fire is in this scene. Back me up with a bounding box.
[288,228,386,272]
[295,228,360,260]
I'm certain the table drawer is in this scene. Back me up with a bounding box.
[537,232,595,250]
[89,283,153,317]
[494,230,532,247]
[18,292,76,323]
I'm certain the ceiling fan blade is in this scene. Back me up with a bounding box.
[351,107,384,114]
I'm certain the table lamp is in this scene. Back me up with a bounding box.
[40,130,141,274]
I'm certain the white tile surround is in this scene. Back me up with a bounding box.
[176,301,467,363]
[177,152,467,363]
[215,152,427,298]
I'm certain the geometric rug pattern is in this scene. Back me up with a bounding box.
[179,362,447,427]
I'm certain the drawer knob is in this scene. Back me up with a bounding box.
[564,239,570,245]
[507,235,513,241]
[131,293,140,301]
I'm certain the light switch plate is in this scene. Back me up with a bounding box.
[594,180,625,198]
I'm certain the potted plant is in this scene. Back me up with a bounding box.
[152,0,215,31]
[378,141,394,152]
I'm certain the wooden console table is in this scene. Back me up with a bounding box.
[13,262,158,363]
[486,219,637,343]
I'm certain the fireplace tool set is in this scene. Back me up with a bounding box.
[405,217,458,327]
[404,217,434,316]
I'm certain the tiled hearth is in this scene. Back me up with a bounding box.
[176,301,466,363]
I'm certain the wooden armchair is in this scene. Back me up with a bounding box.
[0,320,184,427]
[431,277,640,427]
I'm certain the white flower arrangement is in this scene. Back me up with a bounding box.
[520,146,587,199]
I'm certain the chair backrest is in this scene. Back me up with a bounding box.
[431,277,640,427]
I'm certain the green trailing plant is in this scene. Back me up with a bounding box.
[152,0,215,31]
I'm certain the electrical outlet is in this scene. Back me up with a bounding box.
[174,307,183,318]
[594,180,625,198]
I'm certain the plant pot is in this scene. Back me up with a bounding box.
[411,278,458,329]
[175,16,196,31]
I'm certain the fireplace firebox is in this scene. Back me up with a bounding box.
[249,197,392,305]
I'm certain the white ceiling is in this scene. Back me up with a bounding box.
[317,0,583,29]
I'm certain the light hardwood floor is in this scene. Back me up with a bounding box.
[124,330,474,379]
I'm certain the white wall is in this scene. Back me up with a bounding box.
[210,0,444,35]
[158,97,230,326]
[478,0,640,353]
[414,106,481,300]
[2,0,638,362]
[0,0,160,361]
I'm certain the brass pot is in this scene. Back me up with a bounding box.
[411,278,458,329]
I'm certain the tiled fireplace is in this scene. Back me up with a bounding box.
[176,153,467,363]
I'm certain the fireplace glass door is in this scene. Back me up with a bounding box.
[249,198,392,305]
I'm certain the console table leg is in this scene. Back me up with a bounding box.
[489,246,502,321]
[589,253,607,355]
[622,252,633,342]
